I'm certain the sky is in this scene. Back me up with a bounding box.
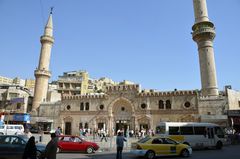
[0,0,239,91]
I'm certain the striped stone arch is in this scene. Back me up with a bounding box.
[108,97,135,115]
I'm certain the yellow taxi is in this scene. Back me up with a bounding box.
[130,136,192,159]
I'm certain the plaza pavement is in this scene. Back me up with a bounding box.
[32,133,138,152]
[32,134,138,159]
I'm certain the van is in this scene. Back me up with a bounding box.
[0,124,24,135]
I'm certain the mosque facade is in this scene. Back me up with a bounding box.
[33,0,240,135]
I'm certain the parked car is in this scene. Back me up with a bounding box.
[130,136,192,159]
[0,124,24,135]
[57,135,99,154]
[29,126,39,133]
[0,135,46,159]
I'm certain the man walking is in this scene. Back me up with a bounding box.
[116,132,126,159]
[44,133,58,159]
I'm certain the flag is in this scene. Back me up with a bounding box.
[10,98,24,104]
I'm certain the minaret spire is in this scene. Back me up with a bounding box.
[32,10,54,114]
[192,0,218,96]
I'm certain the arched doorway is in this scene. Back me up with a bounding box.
[109,97,135,136]
[63,116,73,135]
[137,115,151,136]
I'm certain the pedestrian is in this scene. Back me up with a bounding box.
[24,129,32,138]
[44,133,58,159]
[116,132,127,159]
[100,129,107,142]
[22,136,37,159]
[55,126,61,136]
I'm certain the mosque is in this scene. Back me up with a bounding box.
[31,0,240,135]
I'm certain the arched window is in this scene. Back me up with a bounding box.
[79,123,83,129]
[84,123,88,129]
[158,100,164,109]
[80,102,84,110]
[166,100,171,109]
[85,102,89,111]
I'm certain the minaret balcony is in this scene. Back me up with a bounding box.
[192,21,216,42]
[40,35,54,44]
[34,69,51,77]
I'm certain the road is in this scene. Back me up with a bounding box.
[57,144,240,159]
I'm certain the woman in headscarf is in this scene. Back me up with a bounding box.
[22,136,37,159]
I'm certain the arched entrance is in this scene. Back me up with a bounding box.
[137,115,152,135]
[109,97,135,136]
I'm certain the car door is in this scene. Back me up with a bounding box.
[58,136,73,151]
[10,136,26,157]
[0,136,11,158]
[71,137,85,151]
[162,138,177,156]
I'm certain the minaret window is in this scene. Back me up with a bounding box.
[158,100,164,109]
[166,100,171,109]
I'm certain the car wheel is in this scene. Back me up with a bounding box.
[86,146,94,154]
[216,141,223,150]
[36,150,42,159]
[181,149,190,157]
[145,150,155,159]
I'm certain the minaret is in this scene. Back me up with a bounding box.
[32,10,54,113]
[192,0,219,96]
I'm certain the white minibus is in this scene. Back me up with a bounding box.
[0,124,24,135]
[155,122,226,149]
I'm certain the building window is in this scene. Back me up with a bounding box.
[79,123,83,129]
[17,103,21,109]
[184,101,191,108]
[159,100,164,109]
[121,107,125,111]
[66,105,71,110]
[85,102,89,111]
[166,100,171,109]
[84,123,88,129]
[239,101,240,108]
[99,104,104,110]
[80,102,84,110]
[141,103,147,109]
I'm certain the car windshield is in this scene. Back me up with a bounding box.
[18,135,29,143]
[138,136,151,143]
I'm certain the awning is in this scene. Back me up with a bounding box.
[30,116,53,123]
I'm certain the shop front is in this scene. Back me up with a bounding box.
[228,110,240,133]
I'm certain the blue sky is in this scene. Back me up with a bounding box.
[0,0,239,91]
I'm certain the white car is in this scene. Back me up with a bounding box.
[0,124,24,135]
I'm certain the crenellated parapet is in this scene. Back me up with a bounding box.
[138,90,198,97]
[62,93,108,100]
[105,84,140,92]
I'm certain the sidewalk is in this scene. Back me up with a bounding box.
[32,133,138,152]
